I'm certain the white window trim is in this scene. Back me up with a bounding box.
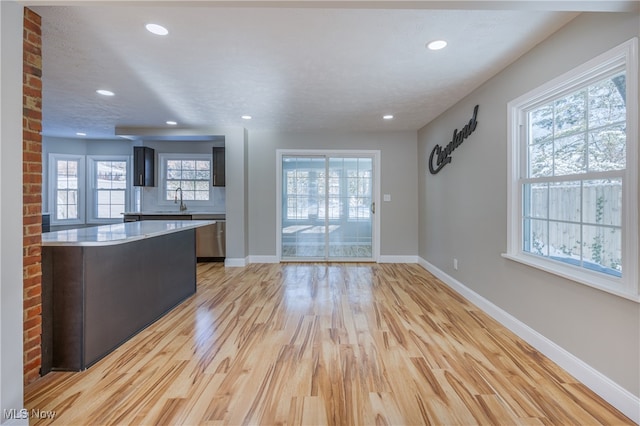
[504,38,639,302]
[156,153,214,207]
[48,153,85,226]
[87,155,131,224]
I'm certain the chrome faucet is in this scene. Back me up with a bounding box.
[174,187,187,211]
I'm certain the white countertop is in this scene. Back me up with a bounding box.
[42,220,215,247]
[123,212,225,219]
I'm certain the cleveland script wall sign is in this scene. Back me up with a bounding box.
[428,105,479,174]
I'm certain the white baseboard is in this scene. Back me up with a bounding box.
[248,255,279,264]
[224,257,247,267]
[418,257,640,424]
[378,255,419,263]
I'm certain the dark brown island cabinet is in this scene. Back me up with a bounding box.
[40,221,213,372]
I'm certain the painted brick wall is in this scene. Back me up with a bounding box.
[23,7,43,385]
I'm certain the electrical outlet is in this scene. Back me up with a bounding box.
[453,258,458,270]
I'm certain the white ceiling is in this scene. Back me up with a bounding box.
[28,1,636,140]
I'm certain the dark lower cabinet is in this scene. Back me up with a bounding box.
[134,146,155,187]
[41,230,196,372]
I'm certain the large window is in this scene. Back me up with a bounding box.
[158,153,212,205]
[88,156,129,221]
[506,39,638,300]
[50,154,84,225]
[49,154,130,225]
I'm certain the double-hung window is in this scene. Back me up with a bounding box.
[88,156,130,222]
[49,154,131,225]
[506,38,638,300]
[158,153,212,205]
[50,154,85,225]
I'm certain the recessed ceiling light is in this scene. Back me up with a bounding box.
[427,40,447,50]
[241,115,252,120]
[166,120,177,125]
[383,115,394,120]
[96,89,115,96]
[146,23,168,36]
[76,132,86,136]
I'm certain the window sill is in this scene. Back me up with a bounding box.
[501,252,639,303]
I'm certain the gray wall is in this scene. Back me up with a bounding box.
[225,127,249,261]
[248,130,418,258]
[0,2,26,420]
[418,12,639,396]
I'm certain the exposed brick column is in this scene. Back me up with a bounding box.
[23,7,43,385]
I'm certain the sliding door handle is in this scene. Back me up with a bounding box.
[371,202,375,214]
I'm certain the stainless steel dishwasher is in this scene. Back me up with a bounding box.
[193,214,225,261]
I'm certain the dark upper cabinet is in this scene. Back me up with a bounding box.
[133,146,155,187]
[212,147,225,187]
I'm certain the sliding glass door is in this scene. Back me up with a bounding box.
[280,153,375,261]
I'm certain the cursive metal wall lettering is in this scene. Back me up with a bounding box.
[429,105,479,174]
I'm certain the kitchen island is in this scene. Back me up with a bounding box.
[41,220,214,373]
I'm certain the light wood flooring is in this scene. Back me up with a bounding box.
[25,263,633,425]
